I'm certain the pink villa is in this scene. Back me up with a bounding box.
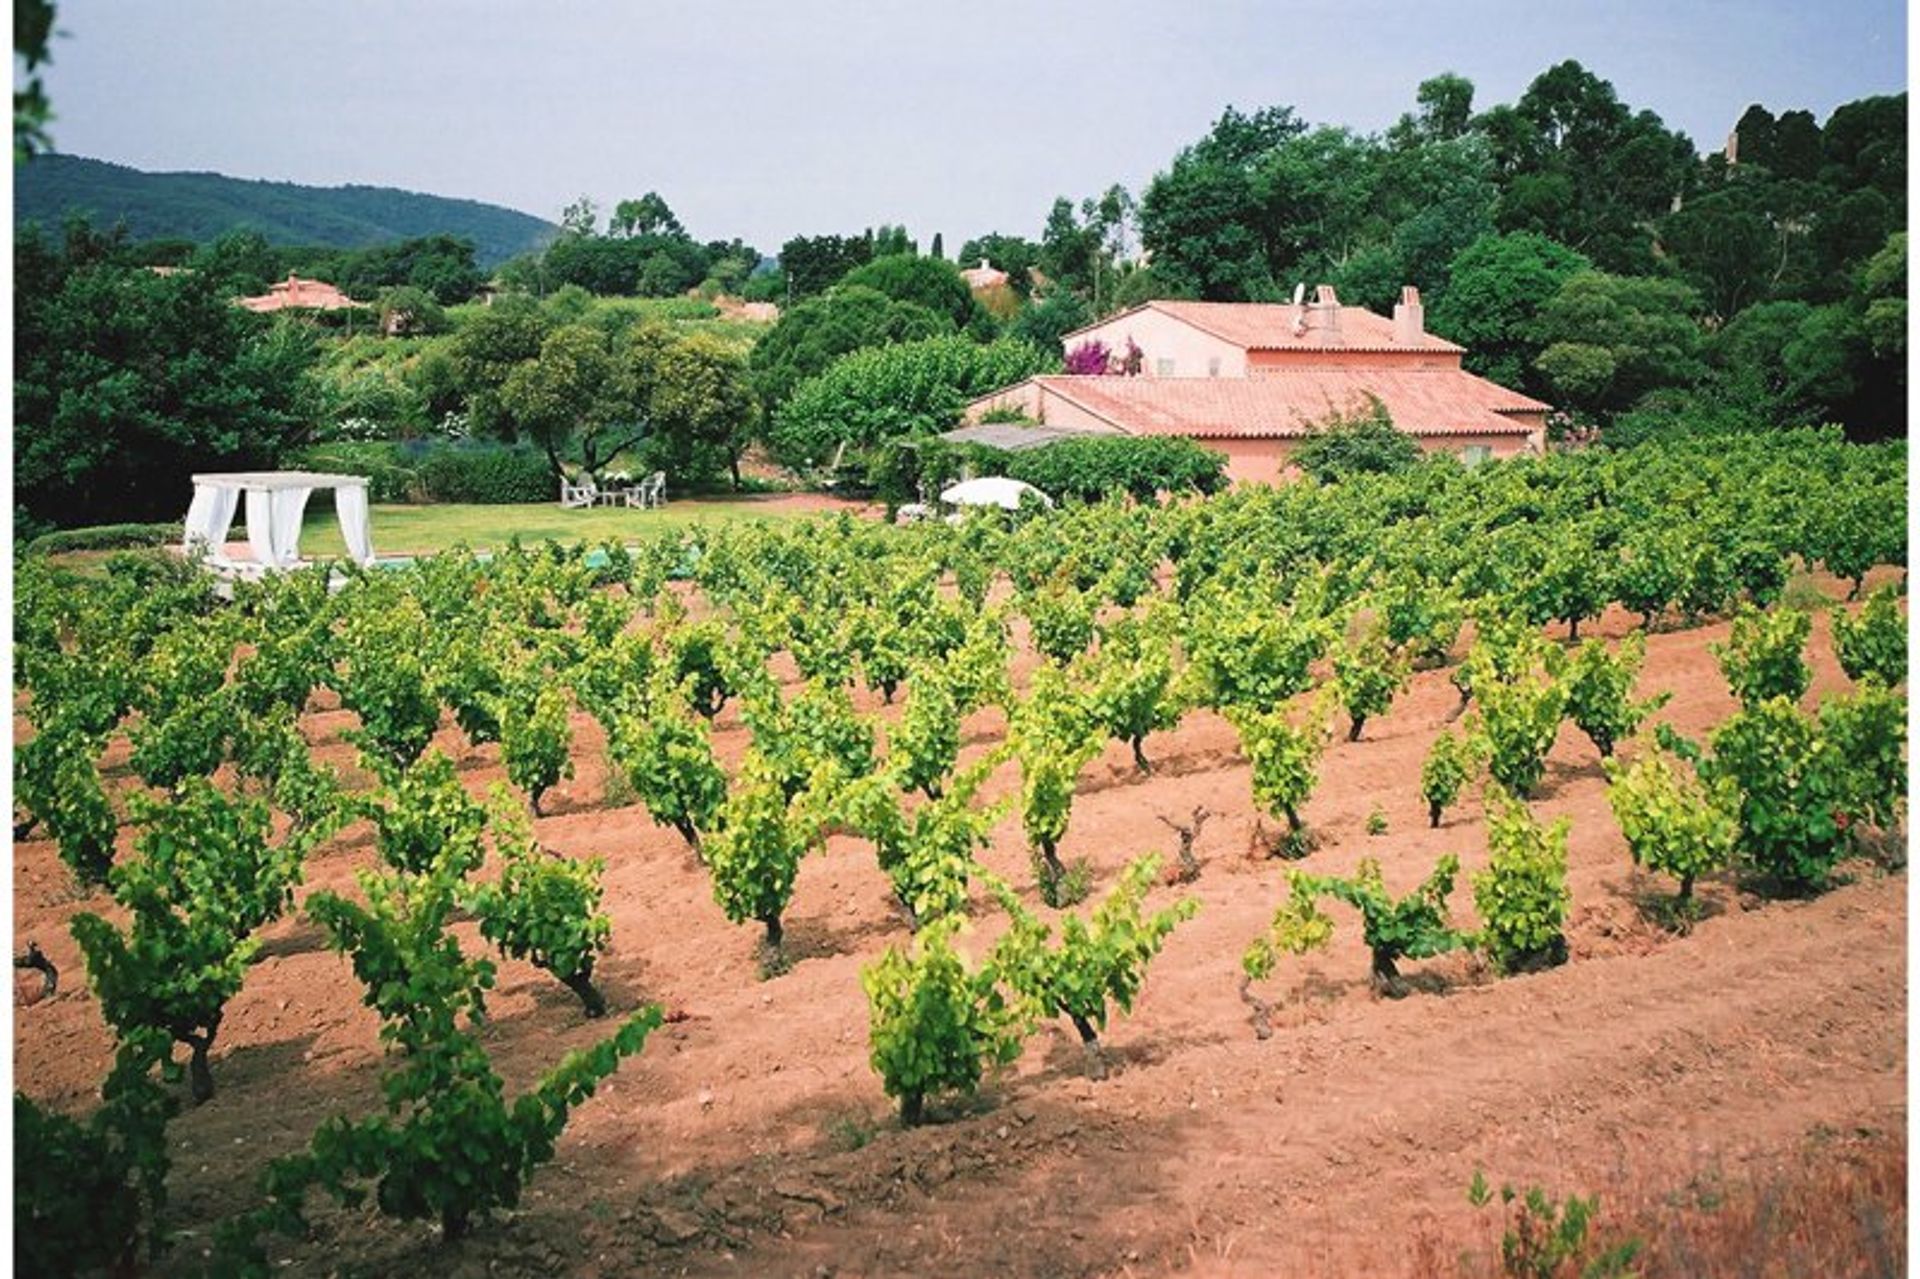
[963,286,1550,485]
[236,274,358,314]
[960,259,1011,291]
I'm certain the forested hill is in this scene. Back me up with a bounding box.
[14,154,556,267]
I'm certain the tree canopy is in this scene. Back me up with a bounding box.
[14,220,322,525]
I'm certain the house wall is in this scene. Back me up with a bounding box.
[1202,438,1293,486]
[1068,309,1247,378]
[1413,431,1537,461]
[966,381,1046,423]
[1246,348,1463,373]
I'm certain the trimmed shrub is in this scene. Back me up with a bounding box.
[24,522,182,556]
[410,443,553,504]
[292,441,554,505]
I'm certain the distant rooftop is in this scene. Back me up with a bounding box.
[236,273,358,313]
[960,258,1010,291]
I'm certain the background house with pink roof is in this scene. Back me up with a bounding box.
[965,286,1549,485]
[959,259,1011,291]
[235,273,358,314]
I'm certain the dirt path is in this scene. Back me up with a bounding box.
[12,574,1905,1278]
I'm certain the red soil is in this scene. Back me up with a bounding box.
[12,571,1906,1278]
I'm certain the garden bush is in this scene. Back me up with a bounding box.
[23,522,182,556]
[408,442,555,504]
[293,440,555,504]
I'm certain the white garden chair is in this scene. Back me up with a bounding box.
[559,475,597,509]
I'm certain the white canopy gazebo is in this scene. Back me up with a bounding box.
[182,471,375,575]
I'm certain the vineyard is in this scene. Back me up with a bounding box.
[12,427,1909,1277]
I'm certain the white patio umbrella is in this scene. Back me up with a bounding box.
[938,477,1054,510]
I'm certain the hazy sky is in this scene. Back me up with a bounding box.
[31,1,1908,252]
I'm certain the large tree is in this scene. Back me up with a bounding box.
[957,232,1041,295]
[1140,109,1311,299]
[1531,272,1706,418]
[1427,232,1591,391]
[189,229,279,296]
[14,221,321,526]
[1138,157,1272,301]
[1659,184,1779,320]
[628,327,759,487]
[747,285,948,408]
[496,324,636,477]
[779,233,875,299]
[333,234,485,305]
[609,192,685,240]
[15,0,55,159]
[1479,60,1697,274]
[841,254,980,330]
[767,336,1056,468]
[447,296,552,436]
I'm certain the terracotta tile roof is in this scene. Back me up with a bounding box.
[236,274,357,313]
[1062,299,1464,354]
[1020,370,1544,439]
[1153,300,1462,352]
[960,260,1010,290]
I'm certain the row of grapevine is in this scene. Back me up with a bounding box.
[12,429,1906,1267]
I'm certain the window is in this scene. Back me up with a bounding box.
[1207,357,1222,378]
[1461,445,1493,468]
[1155,358,1176,377]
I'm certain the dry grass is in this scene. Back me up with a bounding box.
[1399,1132,1906,1279]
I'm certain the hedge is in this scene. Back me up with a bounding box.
[23,522,183,556]
[292,441,554,505]
[409,444,553,504]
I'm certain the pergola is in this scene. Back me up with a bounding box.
[182,471,375,572]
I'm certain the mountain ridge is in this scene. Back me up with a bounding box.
[14,153,557,268]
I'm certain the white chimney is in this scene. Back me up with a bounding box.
[1313,284,1340,334]
[1392,286,1425,345]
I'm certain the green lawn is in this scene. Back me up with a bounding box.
[297,497,830,558]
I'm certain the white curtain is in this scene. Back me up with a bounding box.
[269,487,313,565]
[182,484,239,560]
[335,484,375,564]
[244,489,279,567]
